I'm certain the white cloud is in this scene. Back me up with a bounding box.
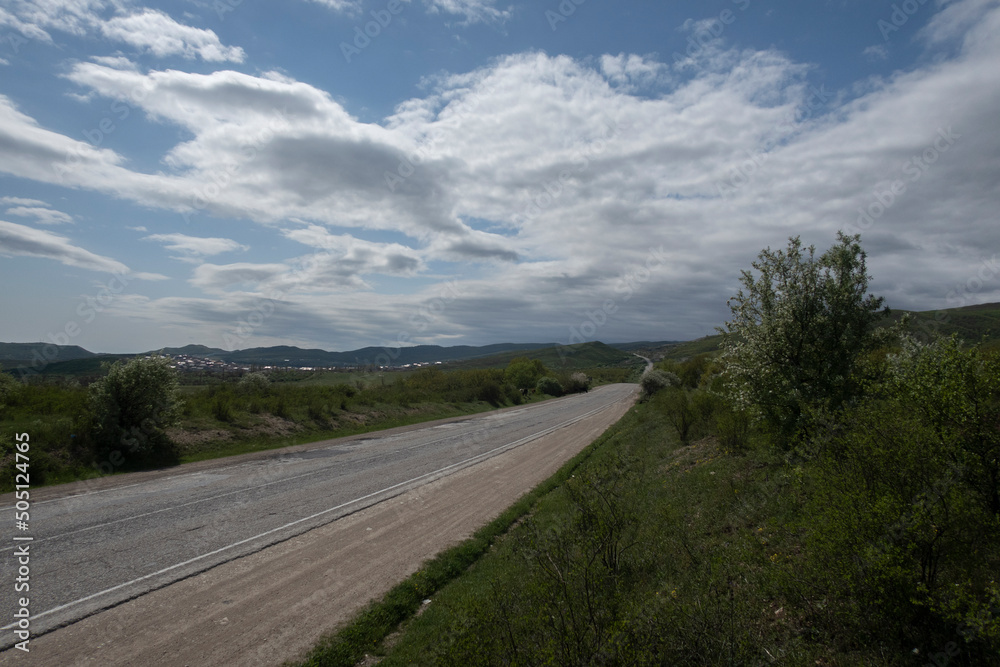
[3,0,1000,347]
[99,9,246,62]
[0,1,243,62]
[4,205,74,225]
[303,0,508,24]
[0,196,48,207]
[919,0,1000,47]
[145,233,249,261]
[189,262,290,294]
[0,219,165,279]
[422,0,512,24]
[863,44,889,61]
[600,53,670,89]
[304,0,364,14]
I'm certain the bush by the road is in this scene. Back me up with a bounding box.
[535,376,564,397]
[639,369,678,401]
[87,355,181,464]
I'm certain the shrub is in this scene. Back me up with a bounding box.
[87,355,181,463]
[212,396,235,422]
[564,372,591,394]
[536,376,563,396]
[0,372,21,414]
[639,369,678,401]
[238,371,271,394]
[805,336,1000,653]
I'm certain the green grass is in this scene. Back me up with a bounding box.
[292,387,999,666]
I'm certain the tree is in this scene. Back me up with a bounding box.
[88,355,181,462]
[719,232,891,442]
[505,357,547,392]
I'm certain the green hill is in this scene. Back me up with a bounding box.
[896,302,1000,347]
[443,341,639,372]
[0,342,96,368]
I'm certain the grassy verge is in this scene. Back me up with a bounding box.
[296,390,999,666]
[286,401,636,667]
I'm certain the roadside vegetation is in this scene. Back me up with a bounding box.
[297,232,999,666]
[0,344,636,492]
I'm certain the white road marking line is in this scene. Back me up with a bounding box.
[0,395,623,632]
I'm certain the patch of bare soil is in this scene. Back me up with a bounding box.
[662,435,721,474]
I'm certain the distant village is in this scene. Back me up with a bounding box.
[163,353,445,374]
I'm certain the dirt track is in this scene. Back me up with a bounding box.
[1,386,636,666]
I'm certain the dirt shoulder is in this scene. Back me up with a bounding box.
[2,387,636,666]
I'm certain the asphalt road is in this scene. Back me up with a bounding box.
[0,383,636,651]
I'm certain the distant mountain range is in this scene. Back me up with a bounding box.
[0,339,672,377]
[5,300,997,377]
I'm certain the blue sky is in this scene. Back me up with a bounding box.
[1,0,999,353]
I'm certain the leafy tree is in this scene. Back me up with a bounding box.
[719,232,892,442]
[505,357,547,392]
[88,355,181,462]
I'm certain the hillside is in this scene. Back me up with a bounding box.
[216,342,557,368]
[0,342,96,368]
[443,341,638,372]
[648,301,1000,363]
